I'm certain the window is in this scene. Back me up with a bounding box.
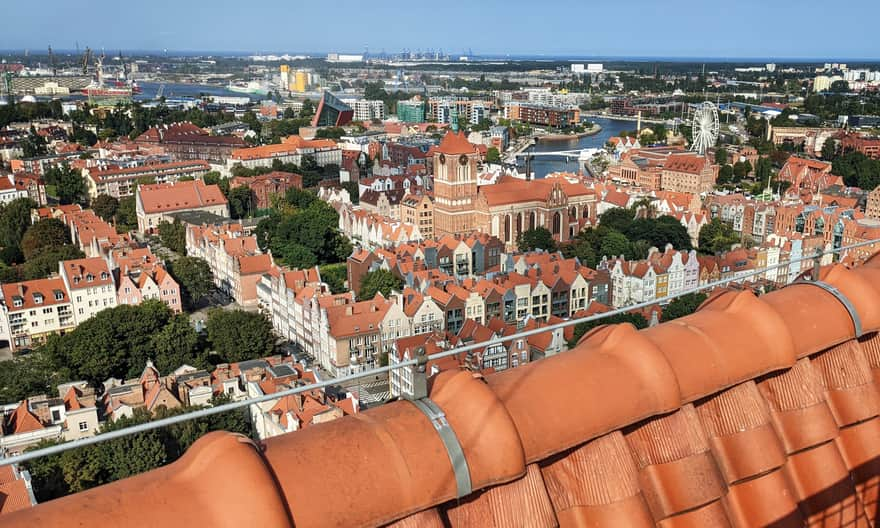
[78,308,84,315]
[51,410,61,422]
[78,421,89,431]
[226,386,234,395]
[54,291,63,301]
[13,298,22,308]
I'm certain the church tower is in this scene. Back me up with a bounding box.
[433,131,479,237]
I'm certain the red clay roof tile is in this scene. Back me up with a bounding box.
[7,256,880,528]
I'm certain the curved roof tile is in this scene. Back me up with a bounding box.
[5,257,880,527]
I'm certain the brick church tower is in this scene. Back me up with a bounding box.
[433,131,480,237]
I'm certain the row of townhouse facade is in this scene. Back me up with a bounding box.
[186,222,273,307]
[257,246,612,376]
[1,206,181,351]
[0,252,182,352]
[599,241,823,309]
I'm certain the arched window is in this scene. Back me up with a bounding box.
[552,212,562,235]
[504,215,511,242]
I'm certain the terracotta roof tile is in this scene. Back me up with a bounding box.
[137,180,227,214]
[7,255,880,528]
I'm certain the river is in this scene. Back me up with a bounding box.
[133,81,260,102]
[525,117,635,178]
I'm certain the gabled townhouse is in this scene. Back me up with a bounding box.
[401,288,445,336]
[0,278,75,352]
[112,247,182,312]
[318,293,410,376]
[59,257,117,324]
[0,382,99,454]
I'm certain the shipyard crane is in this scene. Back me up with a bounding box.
[48,45,57,77]
[81,47,92,75]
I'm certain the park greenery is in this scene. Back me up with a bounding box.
[832,151,880,190]
[562,207,693,267]
[358,269,404,300]
[255,188,351,269]
[0,206,86,282]
[20,300,278,388]
[517,227,557,252]
[698,218,742,255]
[167,257,215,309]
[158,221,187,254]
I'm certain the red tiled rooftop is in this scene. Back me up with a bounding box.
[6,255,880,527]
[138,179,227,214]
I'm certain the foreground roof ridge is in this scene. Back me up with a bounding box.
[3,255,880,527]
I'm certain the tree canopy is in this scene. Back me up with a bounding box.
[358,269,403,300]
[158,221,186,255]
[24,396,251,503]
[21,218,71,260]
[0,198,37,253]
[167,257,214,309]
[205,309,276,363]
[517,227,557,252]
[44,164,88,205]
[42,300,185,384]
[661,292,708,321]
[256,195,351,268]
[91,194,119,222]
[699,218,740,255]
[227,186,255,219]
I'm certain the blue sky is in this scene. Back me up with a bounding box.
[4,0,879,59]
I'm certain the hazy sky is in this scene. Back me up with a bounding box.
[5,0,879,59]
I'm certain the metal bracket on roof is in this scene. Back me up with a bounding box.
[410,397,473,498]
[793,280,863,338]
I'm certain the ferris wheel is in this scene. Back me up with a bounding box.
[690,101,719,155]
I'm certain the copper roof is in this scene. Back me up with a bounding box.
[5,257,880,527]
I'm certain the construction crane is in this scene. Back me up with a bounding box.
[81,47,92,75]
[48,45,57,77]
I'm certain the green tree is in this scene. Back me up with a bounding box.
[158,221,186,255]
[569,312,648,348]
[22,244,85,280]
[733,160,752,182]
[279,242,318,269]
[150,314,203,373]
[0,352,69,402]
[829,80,850,93]
[0,197,37,251]
[714,147,728,165]
[517,227,557,252]
[340,181,360,204]
[21,218,71,260]
[205,309,275,363]
[699,218,740,255]
[300,99,316,118]
[228,186,255,219]
[91,194,119,222]
[45,164,88,205]
[661,292,708,321]
[285,187,317,209]
[754,157,773,185]
[599,230,631,258]
[821,138,838,161]
[598,208,634,233]
[115,196,137,232]
[42,300,175,384]
[486,147,501,164]
[320,263,348,294]
[167,257,214,309]
[358,269,403,300]
[717,164,734,185]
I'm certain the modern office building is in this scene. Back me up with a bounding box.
[312,91,354,127]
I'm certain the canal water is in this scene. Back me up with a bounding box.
[526,117,635,178]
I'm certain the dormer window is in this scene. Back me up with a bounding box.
[12,296,23,308]
[100,272,109,280]
[54,290,63,301]
[33,293,43,304]
[74,276,80,284]
[87,274,94,282]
